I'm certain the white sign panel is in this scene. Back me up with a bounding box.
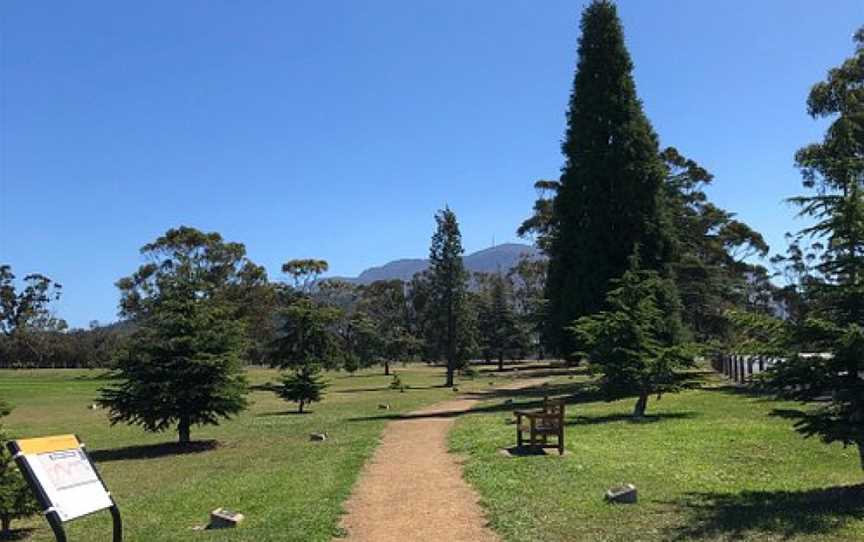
[16,435,113,522]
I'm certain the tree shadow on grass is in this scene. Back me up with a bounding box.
[73,371,116,381]
[333,387,390,394]
[665,485,864,541]
[89,439,220,462]
[701,383,778,401]
[466,380,604,402]
[347,372,705,424]
[333,384,449,394]
[568,411,699,426]
[478,367,590,380]
[333,373,391,380]
[345,382,581,423]
[0,528,35,541]
[256,410,312,416]
[250,383,280,393]
[346,381,610,423]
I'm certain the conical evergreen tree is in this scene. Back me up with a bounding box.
[545,0,675,357]
[427,207,472,387]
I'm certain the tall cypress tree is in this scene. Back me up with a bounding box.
[427,207,472,387]
[545,1,673,357]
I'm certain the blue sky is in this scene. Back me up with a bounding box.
[1,0,861,328]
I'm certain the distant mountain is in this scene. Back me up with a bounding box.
[336,243,542,285]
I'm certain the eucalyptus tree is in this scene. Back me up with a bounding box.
[282,259,329,294]
[0,265,66,367]
[271,259,339,410]
[661,147,770,342]
[508,257,548,359]
[358,279,419,376]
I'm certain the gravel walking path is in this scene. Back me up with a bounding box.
[338,378,546,542]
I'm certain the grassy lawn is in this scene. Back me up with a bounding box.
[450,368,864,542]
[0,364,500,542]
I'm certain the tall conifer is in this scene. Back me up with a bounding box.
[545,1,673,357]
[427,207,472,386]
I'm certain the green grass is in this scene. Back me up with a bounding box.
[6,365,863,541]
[450,369,864,542]
[0,365,498,542]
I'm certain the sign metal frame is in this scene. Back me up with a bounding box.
[7,435,122,542]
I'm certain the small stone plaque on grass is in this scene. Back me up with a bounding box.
[209,508,244,529]
[605,484,638,504]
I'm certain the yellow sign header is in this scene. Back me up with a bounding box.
[17,434,80,455]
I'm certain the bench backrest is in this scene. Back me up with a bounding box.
[542,397,565,424]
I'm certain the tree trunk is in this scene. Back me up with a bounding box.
[178,415,191,444]
[633,392,649,418]
[2,515,11,536]
[447,287,455,388]
[858,440,864,473]
[498,351,504,372]
[298,400,305,414]
[384,361,390,376]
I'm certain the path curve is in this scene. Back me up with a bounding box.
[338,378,546,542]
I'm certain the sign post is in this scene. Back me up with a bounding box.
[7,434,122,542]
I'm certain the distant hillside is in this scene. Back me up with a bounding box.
[336,243,542,285]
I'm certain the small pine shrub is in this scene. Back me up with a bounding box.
[278,367,328,413]
[460,366,478,379]
[389,374,403,391]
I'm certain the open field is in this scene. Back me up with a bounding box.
[450,369,864,542]
[4,365,864,542]
[0,364,512,542]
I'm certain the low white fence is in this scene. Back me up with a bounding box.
[713,354,782,384]
[713,353,835,384]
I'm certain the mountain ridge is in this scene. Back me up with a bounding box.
[330,243,541,285]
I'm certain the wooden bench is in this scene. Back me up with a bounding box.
[514,396,565,455]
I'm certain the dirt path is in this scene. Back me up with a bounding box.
[338,378,546,542]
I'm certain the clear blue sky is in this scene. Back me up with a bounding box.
[1,1,861,328]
